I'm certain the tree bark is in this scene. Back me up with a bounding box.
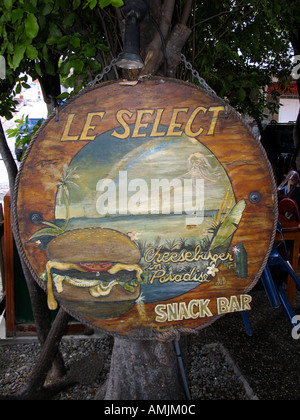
[0,119,67,386]
[141,0,176,76]
[96,337,186,400]
[13,308,70,400]
[16,259,67,381]
[166,23,192,77]
[0,121,17,202]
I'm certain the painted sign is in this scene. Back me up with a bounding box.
[14,78,277,336]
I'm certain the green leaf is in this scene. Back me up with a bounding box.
[3,0,13,10]
[98,0,111,7]
[238,87,246,102]
[25,13,39,39]
[97,43,110,52]
[98,0,124,7]
[71,58,84,73]
[26,45,38,60]
[15,83,21,94]
[83,44,96,57]
[49,23,63,38]
[35,61,42,77]
[42,221,64,231]
[11,9,24,24]
[12,45,26,70]
[110,0,124,7]
[57,91,71,101]
[70,35,81,49]
[63,13,76,29]
[73,0,81,10]
[88,0,97,9]
[210,200,246,251]
[29,226,64,241]
[42,3,54,16]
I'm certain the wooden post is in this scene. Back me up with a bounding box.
[4,192,15,335]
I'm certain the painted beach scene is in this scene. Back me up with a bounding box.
[29,126,246,318]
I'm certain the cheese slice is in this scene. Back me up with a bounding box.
[108,263,143,283]
[89,263,143,297]
[89,281,119,297]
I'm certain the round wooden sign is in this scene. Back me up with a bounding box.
[14,78,277,337]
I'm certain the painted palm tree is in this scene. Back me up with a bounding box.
[29,165,80,242]
[52,164,80,231]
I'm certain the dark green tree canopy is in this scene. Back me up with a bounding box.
[0,0,298,122]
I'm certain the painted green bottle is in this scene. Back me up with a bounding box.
[234,243,248,278]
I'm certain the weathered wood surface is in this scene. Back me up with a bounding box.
[14,78,277,336]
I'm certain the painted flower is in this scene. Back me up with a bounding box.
[232,246,240,254]
[128,229,140,241]
[207,264,219,277]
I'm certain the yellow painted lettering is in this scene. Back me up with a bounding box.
[61,114,79,141]
[132,109,154,138]
[150,108,166,137]
[185,106,207,137]
[112,109,133,139]
[79,112,105,141]
[166,108,189,136]
[207,106,224,135]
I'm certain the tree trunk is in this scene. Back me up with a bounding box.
[0,308,71,400]
[1,119,67,384]
[97,337,186,400]
[17,259,67,381]
[141,0,176,76]
[0,121,17,201]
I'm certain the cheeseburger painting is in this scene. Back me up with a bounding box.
[15,80,276,336]
[28,131,245,319]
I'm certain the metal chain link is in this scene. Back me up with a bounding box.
[180,53,216,96]
[86,55,120,88]
[85,53,216,96]
[54,56,120,121]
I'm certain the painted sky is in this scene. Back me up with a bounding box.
[54,127,234,222]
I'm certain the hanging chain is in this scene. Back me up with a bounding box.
[55,55,120,121]
[86,55,120,88]
[180,53,216,96]
[55,54,216,122]
[82,53,217,94]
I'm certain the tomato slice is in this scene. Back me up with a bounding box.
[78,262,114,272]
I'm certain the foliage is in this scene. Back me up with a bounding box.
[0,0,299,123]
[6,114,44,159]
[90,0,124,7]
[0,0,124,117]
[181,0,296,121]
